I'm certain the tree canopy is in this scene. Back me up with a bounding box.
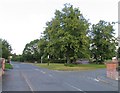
[90,20,117,63]
[22,4,118,64]
[0,39,12,59]
[22,39,40,62]
[43,4,90,63]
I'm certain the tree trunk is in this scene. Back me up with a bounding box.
[47,62,49,66]
[66,52,70,64]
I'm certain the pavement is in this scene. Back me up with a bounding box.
[0,69,2,77]
[2,62,119,92]
[0,75,2,93]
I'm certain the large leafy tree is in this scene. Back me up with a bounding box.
[44,4,90,63]
[90,20,117,63]
[38,38,48,60]
[0,39,12,59]
[22,39,40,62]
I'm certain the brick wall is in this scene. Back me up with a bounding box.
[106,62,118,80]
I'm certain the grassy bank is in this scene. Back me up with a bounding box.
[34,63,106,71]
[5,63,13,69]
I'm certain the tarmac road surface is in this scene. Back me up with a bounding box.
[2,62,118,92]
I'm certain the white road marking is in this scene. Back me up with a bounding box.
[94,78,99,82]
[55,70,73,73]
[21,73,34,93]
[34,69,39,71]
[65,83,86,93]
[83,76,100,82]
[41,71,46,74]
[48,74,53,78]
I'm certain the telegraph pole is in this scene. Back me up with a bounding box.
[118,2,120,93]
[118,1,120,48]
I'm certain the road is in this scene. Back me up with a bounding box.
[2,62,118,92]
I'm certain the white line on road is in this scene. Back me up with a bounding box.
[85,76,100,82]
[21,72,34,93]
[48,74,53,78]
[94,78,99,82]
[34,69,39,71]
[41,71,46,74]
[65,83,86,93]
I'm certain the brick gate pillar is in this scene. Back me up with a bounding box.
[106,59,118,80]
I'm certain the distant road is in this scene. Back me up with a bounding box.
[2,62,118,92]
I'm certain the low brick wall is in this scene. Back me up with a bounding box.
[0,58,5,76]
[106,62,118,80]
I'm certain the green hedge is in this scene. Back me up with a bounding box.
[5,63,13,69]
[42,59,66,63]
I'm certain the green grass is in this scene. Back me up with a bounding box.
[34,63,106,71]
[5,63,13,69]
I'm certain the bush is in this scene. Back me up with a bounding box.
[104,59,112,64]
[89,58,94,63]
[64,63,77,67]
[42,59,66,63]
[5,63,13,69]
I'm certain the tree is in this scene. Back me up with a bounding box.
[0,39,12,59]
[22,39,40,62]
[11,53,24,62]
[90,20,117,63]
[117,47,120,59]
[44,4,90,63]
[38,38,48,62]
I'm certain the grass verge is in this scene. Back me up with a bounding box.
[34,63,106,71]
[5,63,13,69]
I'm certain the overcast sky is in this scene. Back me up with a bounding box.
[0,0,119,54]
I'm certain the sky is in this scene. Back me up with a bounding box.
[0,0,119,55]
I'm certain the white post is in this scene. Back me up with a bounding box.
[48,55,49,59]
[118,2,120,93]
[41,56,43,64]
[118,1,120,47]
